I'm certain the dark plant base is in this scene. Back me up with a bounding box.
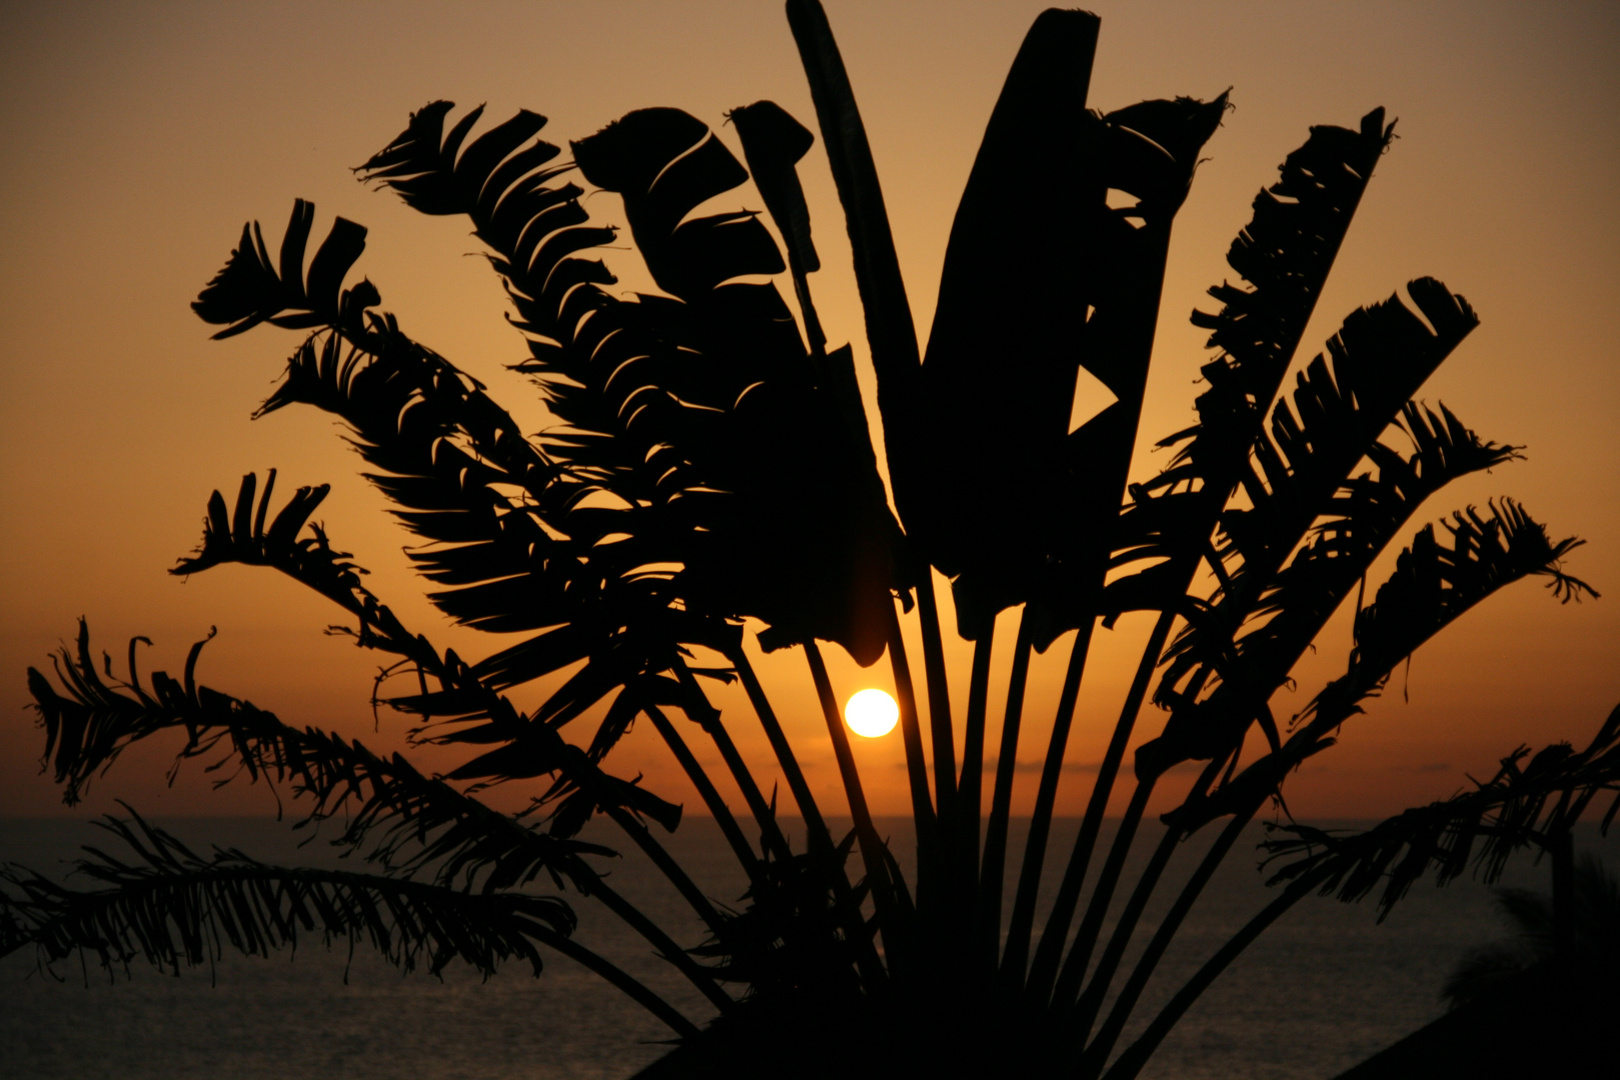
[1334,961,1619,1080]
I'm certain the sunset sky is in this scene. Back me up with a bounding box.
[2,1,1616,825]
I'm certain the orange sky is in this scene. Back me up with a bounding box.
[1,1,1616,825]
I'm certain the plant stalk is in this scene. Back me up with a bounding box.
[1048,777,1157,1008]
[1080,797,1259,1075]
[589,876,736,1014]
[1002,616,1095,987]
[641,702,762,875]
[884,599,940,892]
[727,639,888,988]
[1099,867,1331,1080]
[957,623,997,878]
[527,920,703,1038]
[980,606,1035,974]
[1026,608,1175,1000]
[725,640,833,851]
[672,660,792,862]
[604,805,731,944]
[915,567,958,831]
[805,638,904,971]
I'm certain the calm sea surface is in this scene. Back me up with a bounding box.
[3,815,1612,1079]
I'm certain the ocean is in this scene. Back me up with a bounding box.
[3,815,1611,1079]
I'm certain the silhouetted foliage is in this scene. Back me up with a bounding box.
[8,4,1613,1078]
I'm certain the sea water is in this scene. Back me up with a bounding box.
[3,815,1612,1080]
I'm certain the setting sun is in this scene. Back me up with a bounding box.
[844,689,899,738]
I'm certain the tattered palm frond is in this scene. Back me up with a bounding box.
[1103,709,1619,1080]
[1235,405,1518,666]
[0,809,573,977]
[0,809,701,1035]
[26,622,609,886]
[1135,404,1518,778]
[1153,279,1479,706]
[358,99,904,667]
[1349,499,1595,677]
[28,616,682,866]
[1158,501,1595,820]
[1106,110,1394,631]
[192,198,380,339]
[170,470,433,663]
[164,470,656,770]
[1260,704,1620,919]
[24,624,739,1011]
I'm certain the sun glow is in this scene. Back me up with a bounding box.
[844,689,899,738]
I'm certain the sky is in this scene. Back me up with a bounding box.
[1,0,1616,825]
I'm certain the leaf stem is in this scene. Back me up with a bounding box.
[672,660,792,863]
[805,639,903,973]
[1099,867,1330,1080]
[980,606,1034,975]
[1027,608,1174,1001]
[1002,617,1094,987]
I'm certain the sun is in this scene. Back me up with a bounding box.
[844,688,899,738]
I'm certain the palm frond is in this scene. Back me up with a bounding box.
[911,6,1225,638]
[1259,704,1620,919]
[1137,108,1395,513]
[1349,499,1595,677]
[1093,107,1401,682]
[1,808,572,977]
[1150,279,1479,719]
[1153,500,1594,811]
[192,199,379,339]
[359,101,904,667]
[27,622,605,885]
[1152,404,1517,742]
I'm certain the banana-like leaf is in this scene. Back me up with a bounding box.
[909,8,1226,639]
[573,108,785,300]
[569,106,905,664]
[785,0,924,503]
[192,200,379,339]
[730,100,820,279]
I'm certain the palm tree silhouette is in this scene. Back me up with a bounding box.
[5,4,1616,1078]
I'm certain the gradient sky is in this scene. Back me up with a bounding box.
[2,1,1616,824]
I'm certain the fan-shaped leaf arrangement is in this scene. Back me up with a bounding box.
[10,4,1611,1079]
